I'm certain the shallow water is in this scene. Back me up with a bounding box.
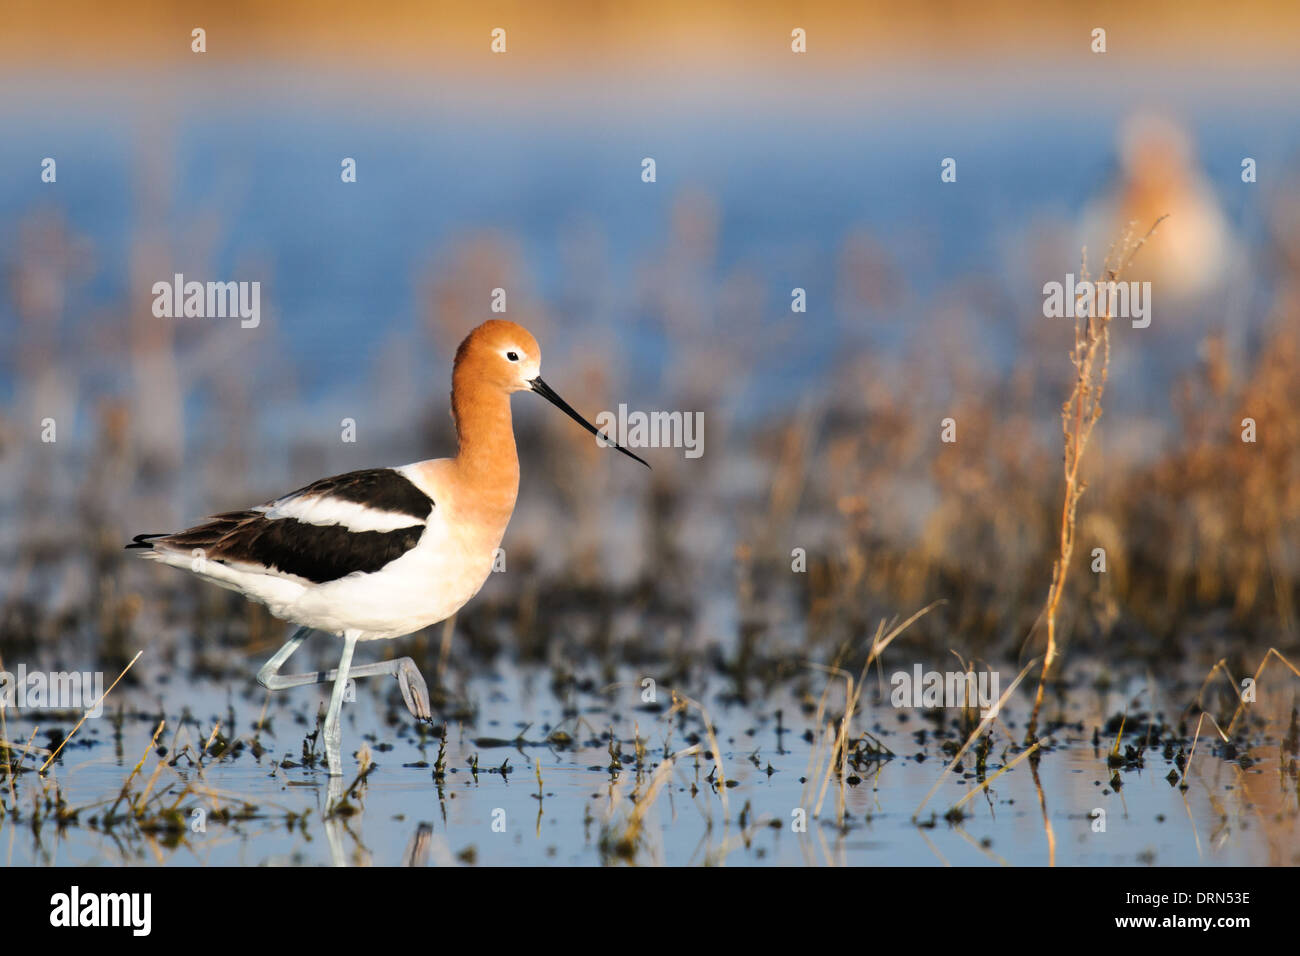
[4,654,1293,867]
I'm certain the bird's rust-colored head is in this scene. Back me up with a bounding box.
[453,319,542,393]
[451,319,649,468]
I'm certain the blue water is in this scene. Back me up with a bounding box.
[0,73,1294,442]
[3,659,1288,866]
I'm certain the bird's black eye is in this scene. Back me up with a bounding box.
[506,351,519,362]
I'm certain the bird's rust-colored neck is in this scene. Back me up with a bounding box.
[449,366,520,517]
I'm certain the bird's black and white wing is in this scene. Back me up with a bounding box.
[129,467,435,586]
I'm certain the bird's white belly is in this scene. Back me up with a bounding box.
[279,510,498,640]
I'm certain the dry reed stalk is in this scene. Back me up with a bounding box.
[811,718,839,820]
[1030,760,1057,867]
[1026,218,1165,741]
[912,657,1038,821]
[802,602,940,823]
[1186,657,1234,720]
[202,721,222,757]
[1180,712,1230,786]
[622,743,701,848]
[1226,648,1300,734]
[1181,648,1299,738]
[800,664,847,809]
[131,751,170,814]
[948,740,1040,814]
[14,727,41,781]
[105,720,165,820]
[667,692,729,819]
[40,650,142,772]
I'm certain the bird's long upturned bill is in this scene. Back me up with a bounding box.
[529,377,651,468]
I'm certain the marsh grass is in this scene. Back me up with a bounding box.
[37,650,141,772]
[601,742,702,862]
[1185,648,1300,729]
[1027,219,1166,740]
[911,657,1039,821]
[803,601,939,827]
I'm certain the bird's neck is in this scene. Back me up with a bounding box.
[450,376,520,514]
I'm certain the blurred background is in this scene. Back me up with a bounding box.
[5,0,1300,869]
[3,0,1300,692]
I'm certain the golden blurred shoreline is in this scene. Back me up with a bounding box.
[5,0,1299,73]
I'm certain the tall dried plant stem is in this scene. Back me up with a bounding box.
[1025,218,1166,741]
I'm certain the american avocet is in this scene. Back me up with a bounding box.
[1079,113,1230,297]
[128,319,648,775]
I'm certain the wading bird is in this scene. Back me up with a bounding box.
[129,320,648,775]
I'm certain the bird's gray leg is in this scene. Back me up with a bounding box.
[323,776,347,863]
[257,631,431,721]
[323,632,358,777]
[256,626,313,689]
